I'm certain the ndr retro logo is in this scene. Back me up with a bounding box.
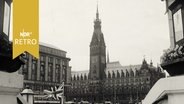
[14,29,37,45]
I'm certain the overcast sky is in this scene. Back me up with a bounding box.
[39,0,170,71]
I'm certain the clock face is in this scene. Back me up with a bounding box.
[101,56,105,63]
[91,56,98,63]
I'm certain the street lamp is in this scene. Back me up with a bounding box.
[21,86,34,104]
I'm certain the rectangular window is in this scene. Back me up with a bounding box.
[24,73,28,80]
[55,65,60,83]
[3,1,10,36]
[48,57,53,63]
[48,64,53,82]
[32,63,36,70]
[40,65,45,81]
[56,58,60,64]
[31,60,37,80]
[40,56,43,61]
[40,55,46,62]
[173,9,184,42]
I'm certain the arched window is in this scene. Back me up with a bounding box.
[108,71,111,78]
[126,70,129,77]
[77,75,79,80]
[112,71,115,78]
[81,74,83,80]
[84,74,87,80]
[130,69,134,77]
[121,70,124,78]
[135,69,139,76]
[117,70,120,78]
[73,75,76,80]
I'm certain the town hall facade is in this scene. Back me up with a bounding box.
[67,7,165,104]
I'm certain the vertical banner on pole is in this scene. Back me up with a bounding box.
[13,0,39,59]
[62,81,64,104]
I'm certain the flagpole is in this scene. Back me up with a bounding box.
[60,81,64,104]
[63,81,65,104]
[61,96,63,104]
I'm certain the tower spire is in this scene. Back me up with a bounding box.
[96,1,99,19]
[89,3,106,80]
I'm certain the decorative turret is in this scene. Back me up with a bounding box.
[141,58,148,69]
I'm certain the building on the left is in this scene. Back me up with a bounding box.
[0,0,25,72]
[18,42,71,94]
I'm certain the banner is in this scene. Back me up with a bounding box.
[13,0,39,59]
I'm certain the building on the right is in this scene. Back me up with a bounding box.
[160,0,184,76]
[142,0,184,104]
[163,0,184,49]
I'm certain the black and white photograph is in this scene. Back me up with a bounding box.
[0,0,184,104]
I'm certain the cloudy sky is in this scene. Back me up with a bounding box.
[39,0,170,71]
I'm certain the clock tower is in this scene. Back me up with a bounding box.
[89,6,106,80]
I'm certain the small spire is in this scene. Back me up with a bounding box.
[141,57,148,69]
[96,1,99,19]
[143,55,147,63]
[150,59,153,66]
[143,58,147,64]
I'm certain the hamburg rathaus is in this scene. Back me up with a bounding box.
[67,6,165,104]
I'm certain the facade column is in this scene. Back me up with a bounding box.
[60,59,63,83]
[67,66,71,84]
[45,56,48,81]
[66,60,69,83]
[37,57,40,81]
[28,55,32,80]
[53,57,56,83]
